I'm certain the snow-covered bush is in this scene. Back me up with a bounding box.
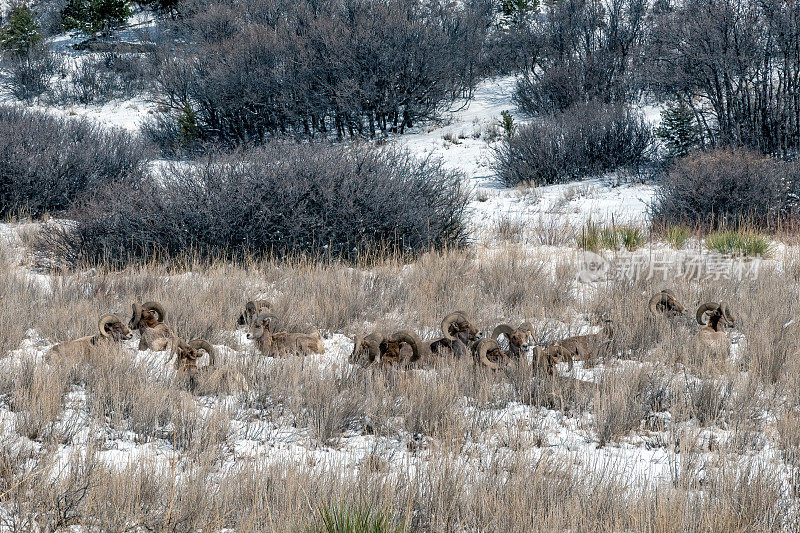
[0,106,146,218]
[493,102,652,186]
[651,148,800,230]
[43,144,469,265]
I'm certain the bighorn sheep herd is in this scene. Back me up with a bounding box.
[46,289,738,392]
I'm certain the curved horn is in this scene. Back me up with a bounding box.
[441,312,468,341]
[719,302,736,325]
[389,330,422,363]
[474,338,500,370]
[254,313,280,330]
[129,302,143,328]
[98,314,121,337]
[142,301,165,322]
[188,339,216,366]
[696,302,719,325]
[649,292,668,316]
[491,324,515,340]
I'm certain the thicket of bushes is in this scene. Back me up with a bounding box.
[651,149,800,230]
[146,0,492,149]
[512,0,646,115]
[0,106,146,219]
[493,102,652,186]
[43,145,469,265]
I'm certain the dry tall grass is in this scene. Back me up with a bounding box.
[0,233,798,530]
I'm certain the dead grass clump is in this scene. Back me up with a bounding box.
[11,360,67,442]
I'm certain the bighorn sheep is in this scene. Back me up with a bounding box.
[428,311,481,358]
[350,331,387,366]
[648,289,686,317]
[352,324,497,370]
[694,302,736,357]
[170,338,215,374]
[471,338,510,370]
[49,314,132,360]
[382,330,424,368]
[491,322,535,359]
[129,301,178,352]
[350,330,425,368]
[381,330,501,369]
[554,320,614,364]
[533,344,574,374]
[248,313,325,356]
[237,299,272,327]
[170,339,248,393]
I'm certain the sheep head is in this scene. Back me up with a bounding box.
[248,313,280,341]
[98,314,132,341]
[350,332,384,366]
[534,344,572,374]
[385,330,423,367]
[696,302,736,331]
[129,301,166,330]
[492,323,533,355]
[648,289,686,317]
[174,339,216,372]
[473,338,502,370]
[441,311,480,345]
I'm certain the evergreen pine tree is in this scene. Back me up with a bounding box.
[656,100,701,159]
[0,4,42,54]
[177,103,200,144]
[501,0,539,28]
[62,0,130,36]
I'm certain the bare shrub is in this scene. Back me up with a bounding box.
[85,355,176,438]
[0,256,46,357]
[3,47,59,100]
[513,0,647,115]
[148,0,491,147]
[52,52,154,104]
[42,144,468,265]
[10,361,67,442]
[592,366,671,445]
[296,366,365,445]
[651,148,800,230]
[0,106,146,218]
[494,102,653,187]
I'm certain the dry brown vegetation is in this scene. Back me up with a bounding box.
[0,232,799,530]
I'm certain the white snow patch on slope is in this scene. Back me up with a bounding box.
[388,76,657,234]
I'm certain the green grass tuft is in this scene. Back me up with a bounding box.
[617,226,645,251]
[663,225,692,249]
[705,230,772,257]
[577,223,646,252]
[308,501,405,533]
[577,222,602,252]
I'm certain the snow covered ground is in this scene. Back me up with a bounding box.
[3,58,797,526]
[392,76,657,235]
